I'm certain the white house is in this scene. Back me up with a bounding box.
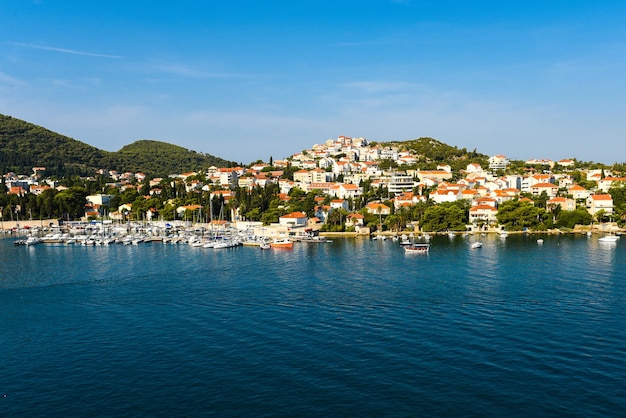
[469,204,498,226]
[279,211,308,227]
[488,155,509,171]
[568,184,591,201]
[586,194,614,215]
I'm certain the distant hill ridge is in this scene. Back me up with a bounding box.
[1,113,488,178]
[0,114,236,177]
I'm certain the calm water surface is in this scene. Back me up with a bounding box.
[1,234,625,417]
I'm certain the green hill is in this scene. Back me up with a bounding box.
[0,114,108,176]
[107,140,235,176]
[0,114,235,177]
[376,137,489,169]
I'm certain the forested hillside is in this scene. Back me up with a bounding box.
[0,114,108,176]
[378,137,489,170]
[0,114,236,177]
[106,140,235,176]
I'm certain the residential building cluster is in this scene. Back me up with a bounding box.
[3,136,624,231]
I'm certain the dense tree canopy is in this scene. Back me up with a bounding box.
[496,200,546,231]
[0,114,236,177]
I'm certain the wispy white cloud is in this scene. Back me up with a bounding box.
[7,42,124,59]
[341,81,414,94]
[153,63,239,79]
[0,71,27,87]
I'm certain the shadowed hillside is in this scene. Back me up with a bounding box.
[0,114,236,177]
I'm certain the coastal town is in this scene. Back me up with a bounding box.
[2,135,625,245]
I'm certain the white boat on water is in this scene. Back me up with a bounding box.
[404,243,430,254]
[537,239,544,244]
[599,235,619,243]
[213,237,241,249]
[470,242,482,249]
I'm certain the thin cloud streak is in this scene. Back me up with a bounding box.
[7,42,124,59]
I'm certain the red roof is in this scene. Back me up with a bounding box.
[281,211,307,219]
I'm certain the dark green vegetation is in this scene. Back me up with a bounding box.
[375,137,489,172]
[0,114,236,177]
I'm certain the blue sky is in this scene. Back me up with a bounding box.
[1,1,625,164]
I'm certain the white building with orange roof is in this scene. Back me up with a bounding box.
[530,182,558,197]
[185,179,202,192]
[279,179,296,195]
[525,158,554,168]
[332,161,352,174]
[179,171,197,179]
[482,180,501,192]
[293,169,312,184]
[250,163,268,171]
[417,170,452,183]
[301,160,317,170]
[547,197,576,212]
[460,189,479,201]
[361,145,381,161]
[330,199,348,211]
[521,174,553,192]
[306,182,335,195]
[8,185,27,196]
[568,184,590,200]
[330,183,362,199]
[488,155,509,170]
[429,189,461,204]
[555,174,574,188]
[468,175,487,186]
[557,159,575,167]
[466,163,484,174]
[345,213,365,227]
[476,185,490,197]
[393,191,427,208]
[29,185,52,195]
[365,202,391,215]
[273,159,290,168]
[359,161,381,174]
[469,204,498,225]
[586,169,611,181]
[397,155,417,166]
[279,211,308,228]
[217,168,239,188]
[586,194,614,215]
[491,189,518,204]
[597,176,626,192]
[474,196,497,207]
[458,178,474,189]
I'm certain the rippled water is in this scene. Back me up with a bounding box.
[2,234,625,416]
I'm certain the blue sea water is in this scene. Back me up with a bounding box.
[1,234,626,417]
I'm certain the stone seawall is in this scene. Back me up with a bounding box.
[0,219,60,231]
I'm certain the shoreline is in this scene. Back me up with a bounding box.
[321,227,624,238]
[2,219,622,238]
